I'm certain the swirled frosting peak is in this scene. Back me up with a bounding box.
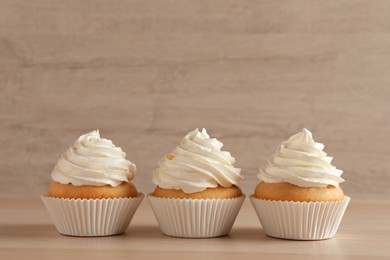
[257,128,344,188]
[152,128,243,193]
[51,130,136,187]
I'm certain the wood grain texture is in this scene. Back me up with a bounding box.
[1,197,390,259]
[0,1,389,199]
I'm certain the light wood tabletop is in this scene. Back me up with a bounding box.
[0,197,389,259]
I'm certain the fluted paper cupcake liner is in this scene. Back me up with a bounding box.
[148,194,245,238]
[41,194,144,237]
[250,195,350,240]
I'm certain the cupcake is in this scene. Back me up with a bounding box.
[148,128,245,238]
[250,128,350,240]
[41,130,144,236]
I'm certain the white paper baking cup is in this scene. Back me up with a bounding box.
[41,194,144,237]
[148,194,245,238]
[250,195,350,240]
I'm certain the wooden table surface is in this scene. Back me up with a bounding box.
[0,197,389,259]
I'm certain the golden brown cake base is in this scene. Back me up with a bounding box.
[48,181,138,199]
[153,185,242,199]
[254,182,344,202]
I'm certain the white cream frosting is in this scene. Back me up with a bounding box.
[152,128,243,193]
[51,130,136,187]
[257,128,344,188]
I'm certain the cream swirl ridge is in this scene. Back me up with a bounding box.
[257,128,344,188]
[51,130,136,187]
[152,128,243,193]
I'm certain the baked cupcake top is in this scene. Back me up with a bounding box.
[152,128,243,193]
[51,130,136,187]
[257,128,344,188]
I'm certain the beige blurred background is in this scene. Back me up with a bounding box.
[1,1,389,199]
